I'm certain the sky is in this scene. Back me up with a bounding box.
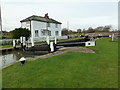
[1,0,119,31]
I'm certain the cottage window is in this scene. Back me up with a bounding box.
[55,31,59,36]
[55,24,58,28]
[47,23,50,27]
[35,30,39,37]
[41,30,51,36]
[42,31,45,35]
[48,31,51,36]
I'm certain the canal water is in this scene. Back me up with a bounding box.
[1,50,40,67]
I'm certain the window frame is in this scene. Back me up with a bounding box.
[35,30,39,37]
[55,31,59,36]
[47,23,50,27]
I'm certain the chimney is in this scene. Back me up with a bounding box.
[44,13,49,18]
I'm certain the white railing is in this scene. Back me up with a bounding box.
[0,39,20,45]
[31,36,68,42]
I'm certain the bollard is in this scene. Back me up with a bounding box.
[19,57,26,65]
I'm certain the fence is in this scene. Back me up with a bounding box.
[32,36,68,42]
[0,39,20,46]
[0,36,68,45]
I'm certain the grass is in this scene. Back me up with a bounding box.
[0,45,12,49]
[2,38,118,88]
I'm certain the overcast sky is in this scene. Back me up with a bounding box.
[1,0,119,31]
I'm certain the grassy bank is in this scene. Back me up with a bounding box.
[2,38,118,88]
[0,45,12,49]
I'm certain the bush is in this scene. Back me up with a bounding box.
[11,28,31,40]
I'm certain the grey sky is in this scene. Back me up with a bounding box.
[1,0,119,31]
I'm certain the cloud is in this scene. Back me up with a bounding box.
[2,0,119,4]
[65,16,118,30]
[70,16,117,25]
[1,0,118,31]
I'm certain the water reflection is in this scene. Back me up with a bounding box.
[2,54,17,67]
[1,50,36,67]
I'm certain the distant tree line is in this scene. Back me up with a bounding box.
[1,28,31,39]
[61,25,117,36]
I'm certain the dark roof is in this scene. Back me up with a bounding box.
[20,15,62,24]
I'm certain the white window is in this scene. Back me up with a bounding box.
[55,24,58,28]
[47,23,50,27]
[41,30,51,36]
[41,31,45,36]
[55,31,59,36]
[48,31,51,36]
[35,30,39,37]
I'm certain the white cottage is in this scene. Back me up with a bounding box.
[20,14,66,43]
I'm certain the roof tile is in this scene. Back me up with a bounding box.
[20,15,62,24]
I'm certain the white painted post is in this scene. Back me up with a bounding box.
[20,36,23,43]
[50,42,54,52]
[16,39,19,44]
[112,34,114,41]
[13,40,16,48]
[46,36,50,45]
[23,37,26,46]
[19,57,26,65]
[31,37,34,47]
[55,37,57,44]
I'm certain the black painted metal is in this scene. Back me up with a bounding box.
[57,42,85,47]
[24,51,49,55]
[25,44,50,51]
[24,38,91,52]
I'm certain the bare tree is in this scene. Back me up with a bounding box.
[61,28,69,36]
[77,29,81,34]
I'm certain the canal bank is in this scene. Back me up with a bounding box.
[2,46,95,69]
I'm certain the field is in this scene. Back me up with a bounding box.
[2,38,118,88]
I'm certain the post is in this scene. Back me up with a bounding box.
[23,37,26,46]
[13,40,16,49]
[31,37,34,47]
[112,34,114,41]
[23,37,26,50]
[20,36,23,48]
[50,42,54,52]
[54,37,57,44]
[46,36,50,45]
